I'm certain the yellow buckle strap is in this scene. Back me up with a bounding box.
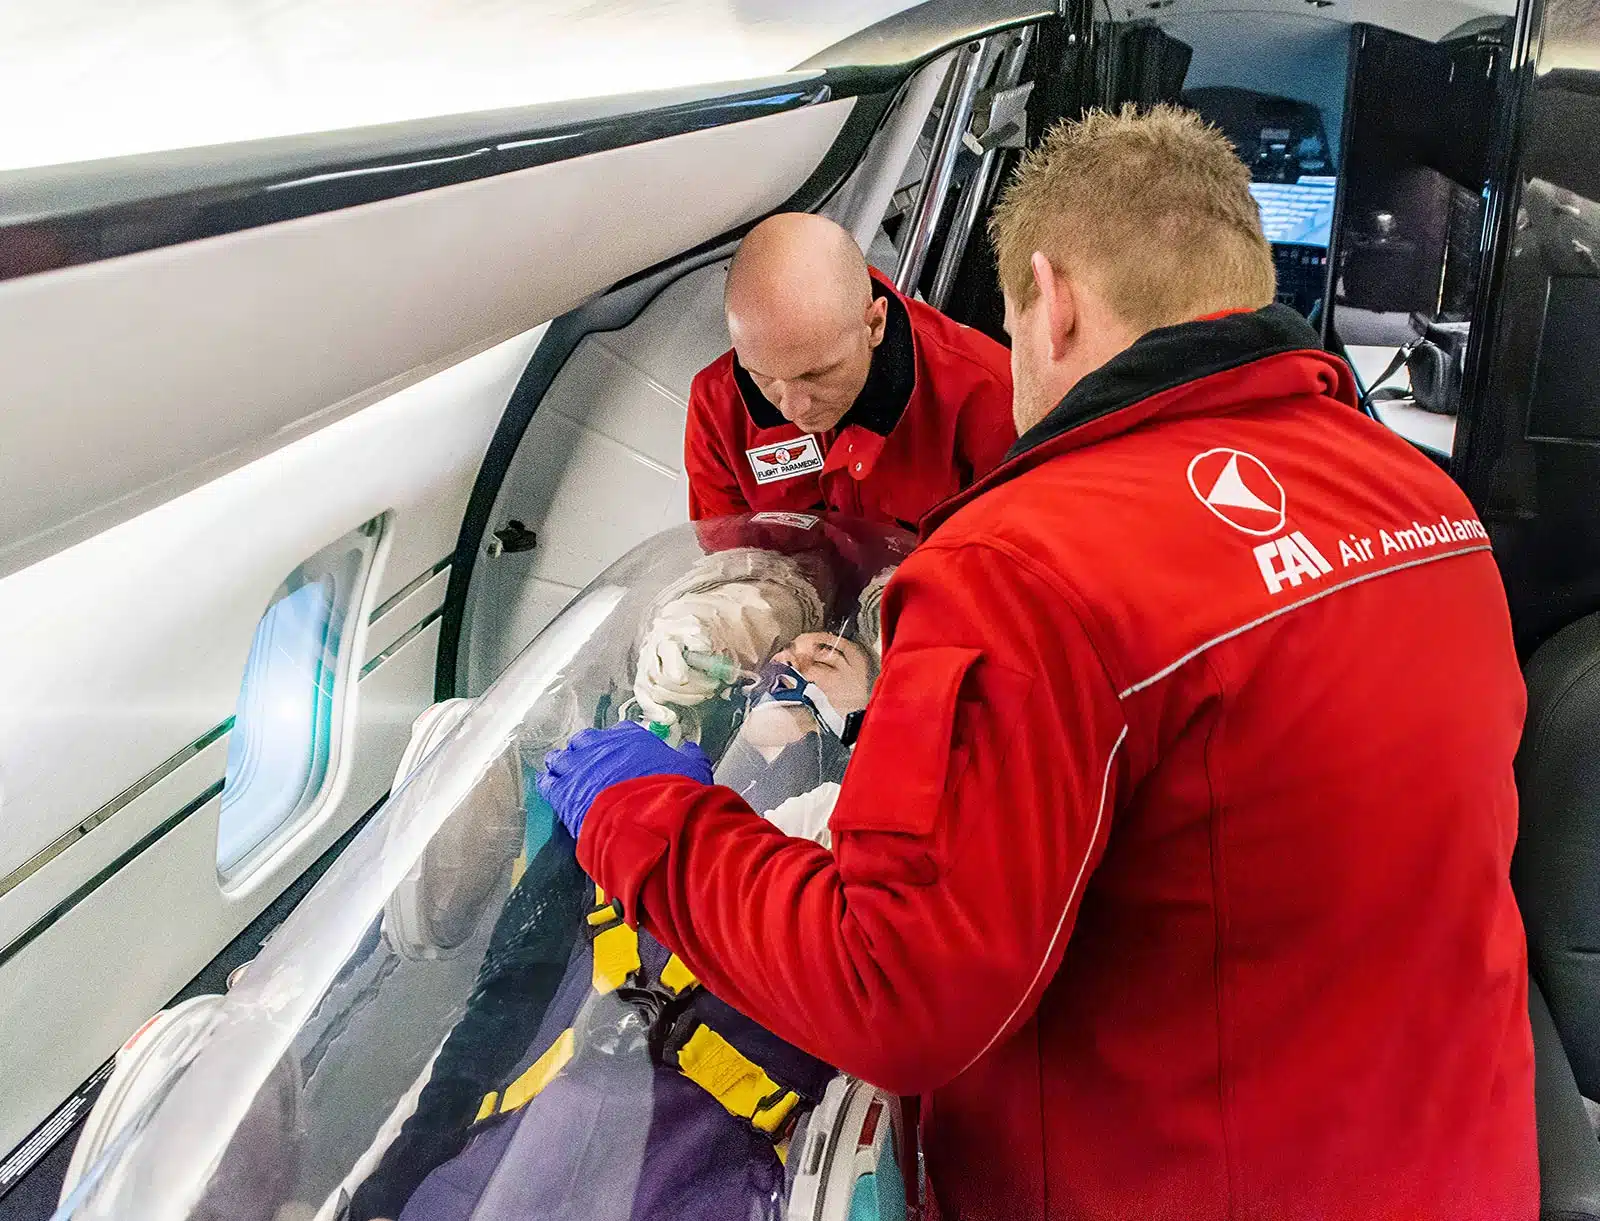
[591,923,641,994]
[673,1024,801,1138]
[658,954,698,998]
[502,1028,576,1114]
[481,1027,576,1120]
[586,883,640,994]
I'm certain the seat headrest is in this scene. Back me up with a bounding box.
[1514,612,1600,1100]
[1530,975,1600,1220]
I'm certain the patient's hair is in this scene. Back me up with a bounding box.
[989,104,1277,331]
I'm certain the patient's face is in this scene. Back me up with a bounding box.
[775,633,874,713]
[742,633,875,754]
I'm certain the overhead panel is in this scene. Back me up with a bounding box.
[1105,0,1516,41]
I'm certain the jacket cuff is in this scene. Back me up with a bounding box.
[576,775,699,923]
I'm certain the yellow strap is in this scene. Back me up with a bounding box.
[675,1024,801,1137]
[659,955,699,997]
[753,1088,802,1136]
[509,852,526,889]
[591,922,641,994]
[497,1028,576,1115]
[474,1091,499,1122]
[587,882,621,925]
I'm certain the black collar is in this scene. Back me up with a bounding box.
[733,280,916,436]
[1007,305,1323,461]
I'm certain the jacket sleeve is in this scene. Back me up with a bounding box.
[684,372,751,521]
[578,540,1129,1096]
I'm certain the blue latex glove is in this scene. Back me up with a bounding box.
[538,722,713,840]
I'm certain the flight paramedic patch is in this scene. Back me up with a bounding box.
[746,436,824,485]
[750,511,820,529]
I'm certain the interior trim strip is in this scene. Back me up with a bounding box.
[0,80,828,283]
[1,2,1060,284]
[0,1057,114,1201]
[797,0,1056,77]
[369,557,451,625]
[362,607,444,678]
[0,720,233,904]
[0,780,224,972]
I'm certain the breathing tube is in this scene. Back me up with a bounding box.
[644,651,762,740]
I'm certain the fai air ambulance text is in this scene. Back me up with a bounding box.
[1254,516,1489,596]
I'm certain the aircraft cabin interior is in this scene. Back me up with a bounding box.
[3,0,1600,1217]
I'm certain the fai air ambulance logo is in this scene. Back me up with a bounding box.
[1187,448,1288,537]
[747,436,824,485]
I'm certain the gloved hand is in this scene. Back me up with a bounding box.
[633,584,786,726]
[537,722,713,840]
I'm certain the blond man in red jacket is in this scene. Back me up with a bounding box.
[544,106,1536,1220]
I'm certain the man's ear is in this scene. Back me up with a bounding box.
[864,296,889,348]
[1031,251,1077,363]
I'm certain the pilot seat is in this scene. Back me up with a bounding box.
[1513,611,1600,1220]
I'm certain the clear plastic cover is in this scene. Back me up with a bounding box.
[56,514,912,1221]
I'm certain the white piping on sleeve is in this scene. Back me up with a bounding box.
[956,723,1129,1079]
[1119,545,1493,699]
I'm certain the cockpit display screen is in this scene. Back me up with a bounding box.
[1251,176,1338,249]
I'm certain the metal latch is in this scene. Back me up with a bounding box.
[965,81,1035,155]
[486,519,537,557]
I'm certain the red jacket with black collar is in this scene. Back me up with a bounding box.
[683,271,1014,531]
[584,306,1537,1220]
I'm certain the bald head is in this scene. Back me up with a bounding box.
[727,213,873,325]
[725,213,888,435]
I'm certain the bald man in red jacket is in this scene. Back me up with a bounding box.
[684,213,1014,532]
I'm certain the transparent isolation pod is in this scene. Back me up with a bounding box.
[57,514,915,1221]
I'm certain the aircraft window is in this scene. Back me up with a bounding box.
[216,517,383,878]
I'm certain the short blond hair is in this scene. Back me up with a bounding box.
[989,104,1277,331]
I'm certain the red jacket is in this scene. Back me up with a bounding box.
[684,271,1014,529]
[583,307,1537,1220]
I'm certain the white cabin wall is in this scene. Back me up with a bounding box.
[0,326,544,1155]
[0,98,854,583]
[463,262,734,695]
[0,95,857,1157]
[457,63,960,689]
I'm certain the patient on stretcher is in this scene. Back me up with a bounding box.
[347,562,886,1221]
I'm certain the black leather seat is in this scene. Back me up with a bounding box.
[1513,612,1600,1220]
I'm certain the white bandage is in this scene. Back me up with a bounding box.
[762,782,840,848]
